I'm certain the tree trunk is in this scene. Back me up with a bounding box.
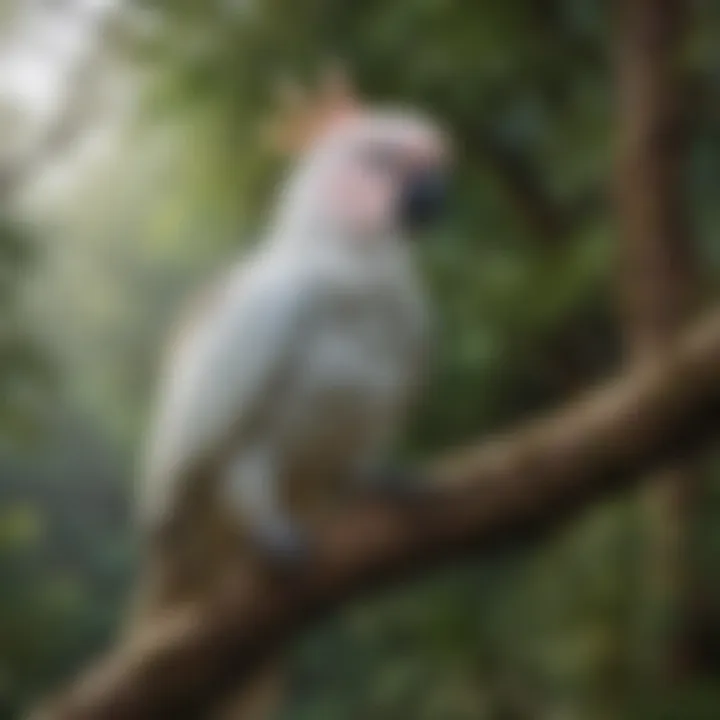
[613,0,699,684]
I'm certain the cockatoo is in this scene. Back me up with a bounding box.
[131,68,450,719]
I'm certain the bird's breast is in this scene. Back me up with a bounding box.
[294,322,405,425]
[279,291,423,469]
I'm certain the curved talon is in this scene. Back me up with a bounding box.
[248,521,312,574]
[361,468,434,505]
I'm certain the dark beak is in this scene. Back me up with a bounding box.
[399,167,449,232]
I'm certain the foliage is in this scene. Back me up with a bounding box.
[1,0,720,718]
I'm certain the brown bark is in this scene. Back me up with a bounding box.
[31,308,720,720]
[613,0,699,681]
[614,0,692,350]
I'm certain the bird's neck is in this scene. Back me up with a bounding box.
[267,160,401,255]
[267,200,402,263]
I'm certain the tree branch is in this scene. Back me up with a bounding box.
[33,308,720,720]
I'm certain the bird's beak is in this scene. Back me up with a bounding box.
[399,165,449,233]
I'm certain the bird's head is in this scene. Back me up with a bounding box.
[267,67,451,245]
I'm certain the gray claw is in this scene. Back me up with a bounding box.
[249,521,312,573]
[362,468,433,505]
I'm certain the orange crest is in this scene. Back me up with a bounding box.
[263,64,361,156]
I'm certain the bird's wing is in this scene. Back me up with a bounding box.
[139,259,315,521]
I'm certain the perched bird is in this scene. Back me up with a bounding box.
[130,67,451,718]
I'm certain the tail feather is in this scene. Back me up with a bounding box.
[124,498,284,719]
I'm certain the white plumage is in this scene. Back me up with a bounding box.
[141,231,429,539]
[132,76,449,719]
[138,95,447,563]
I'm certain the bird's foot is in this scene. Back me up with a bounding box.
[356,466,434,506]
[247,520,312,577]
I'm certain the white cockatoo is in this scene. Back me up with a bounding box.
[135,69,450,606]
[131,67,451,720]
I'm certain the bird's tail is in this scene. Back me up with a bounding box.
[122,496,285,720]
[123,555,285,720]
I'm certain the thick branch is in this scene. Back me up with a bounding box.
[34,309,720,720]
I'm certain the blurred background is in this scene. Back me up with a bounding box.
[1,1,720,718]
